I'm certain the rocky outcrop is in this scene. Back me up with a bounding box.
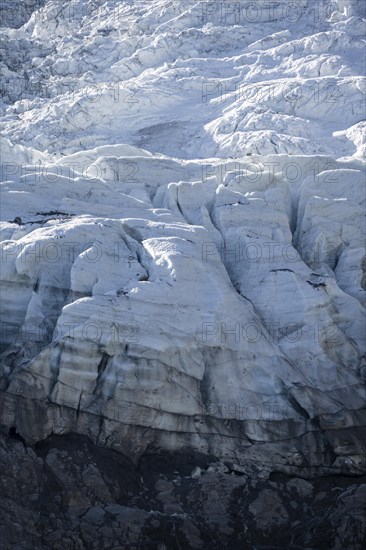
[1,432,365,549]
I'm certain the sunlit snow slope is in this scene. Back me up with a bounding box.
[0,0,365,474]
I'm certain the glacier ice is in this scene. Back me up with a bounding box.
[0,0,365,476]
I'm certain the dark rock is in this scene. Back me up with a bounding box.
[0,432,365,549]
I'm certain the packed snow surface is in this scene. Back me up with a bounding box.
[0,0,365,473]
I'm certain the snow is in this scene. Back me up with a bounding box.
[0,0,365,473]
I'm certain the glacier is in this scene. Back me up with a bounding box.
[1,0,365,473]
[0,0,366,546]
